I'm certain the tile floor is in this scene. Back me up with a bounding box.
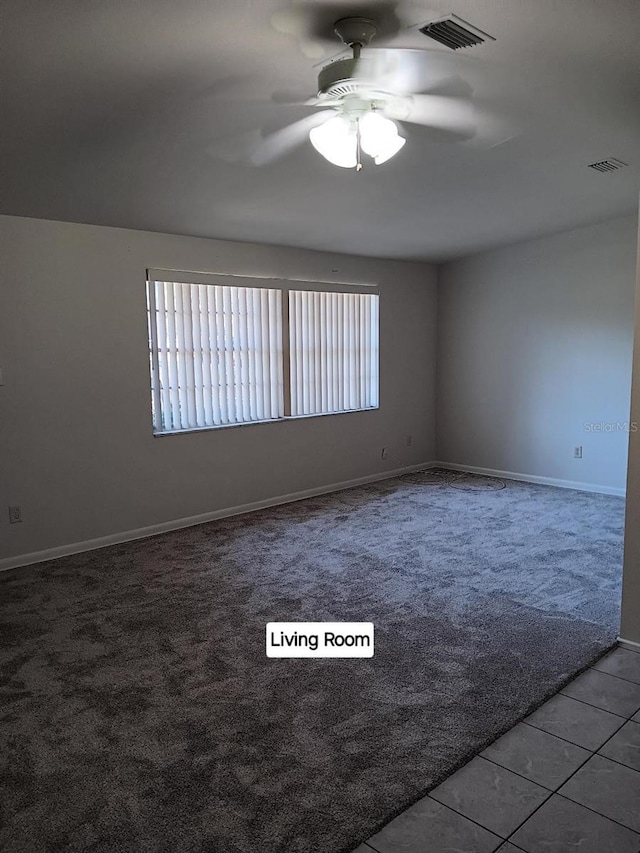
[351,642,640,853]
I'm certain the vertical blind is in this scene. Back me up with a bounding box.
[146,271,379,434]
[148,279,283,432]
[289,290,379,416]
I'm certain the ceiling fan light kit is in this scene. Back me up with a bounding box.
[309,108,405,169]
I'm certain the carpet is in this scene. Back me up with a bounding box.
[0,470,623,853]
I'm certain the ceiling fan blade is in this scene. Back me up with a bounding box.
[463,110,520,149]
[249,110,335,166]
[418,75,474,99]
[387,95,476,133]
[391,95,518,148]
[269,90,339,107]
[271,89,315,104]
[354,48,473,96]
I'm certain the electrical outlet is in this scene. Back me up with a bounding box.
[574,446,583,459]
[8,505,22,524]
[381,447,388,460]
[406,434,412,447]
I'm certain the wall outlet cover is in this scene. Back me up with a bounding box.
[8,506,22,524]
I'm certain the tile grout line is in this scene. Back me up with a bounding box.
[502,789,640,848]
[359,794,508,853]
[591,667,640,687]
[559,687,640,719]
[554,792,640,838]
[427,793,514,843]
[478,753,583,795]
[618,644,640,656]
[522,714,629,752]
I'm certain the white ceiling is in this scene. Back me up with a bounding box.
[1,0,639,262]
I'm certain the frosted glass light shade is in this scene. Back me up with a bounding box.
[309,116,357,168]
[372,134,405,164]
[359,112,406,165]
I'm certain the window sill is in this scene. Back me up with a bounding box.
[152,406,380,437]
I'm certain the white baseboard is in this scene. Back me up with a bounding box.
[0,461,437,573]
[2,459,623,573]
[617,637,640,650]
[433,461,626,498]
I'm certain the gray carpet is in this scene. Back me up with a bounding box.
[0,469,624,853]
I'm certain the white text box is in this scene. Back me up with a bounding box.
[266,622,374,658]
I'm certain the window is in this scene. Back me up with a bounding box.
[146,269,379,434]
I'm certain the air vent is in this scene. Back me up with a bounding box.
[587,158,627,173]
[419,14,495,50]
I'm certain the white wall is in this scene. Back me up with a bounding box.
[436,215,638,493]
[0,215,437,565]
[621,211,640,644]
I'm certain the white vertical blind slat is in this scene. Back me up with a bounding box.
[351,294,357,410]
[371,294,379,406]
[228,286,239,422]
[295,291,303,416]
[363,294,371,409]
[330,292,337,413]
[313,291,321,414]
[289,291,297,416]
[301,290,310,415]
[163,282,179,430]
[179,285,196,428]
[221,286,235,422]
[355,294,362,409]
[172,284,188,429]
[335,292,342,411]
[200,284,217,424]
[154,282,172,430]
[190,285,205,427]
[237,287,249,422]
[248,289,258,419]
[260,289,271,419]
[146,282,162,432]
[250,289,260,419]
[274,289,284,416]
[209,287,229,424]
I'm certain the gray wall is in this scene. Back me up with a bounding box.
[436,215,638,493]
[621,213,640,644]
[0,215,437,564]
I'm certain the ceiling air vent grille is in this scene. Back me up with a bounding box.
[419,14,495,50]
[587,158,627,173]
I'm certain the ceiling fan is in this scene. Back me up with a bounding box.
[212,15,511,170]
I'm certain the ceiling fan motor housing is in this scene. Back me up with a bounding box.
[317,58,362,98]
[317,57,386,101]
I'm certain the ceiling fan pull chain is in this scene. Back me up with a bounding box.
[356,119,363,172]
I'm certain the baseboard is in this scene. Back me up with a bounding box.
[433,461,626,497]
[0,461,437,573]
[617,637,640,650]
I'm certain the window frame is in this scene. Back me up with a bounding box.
[146,268,380,436]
